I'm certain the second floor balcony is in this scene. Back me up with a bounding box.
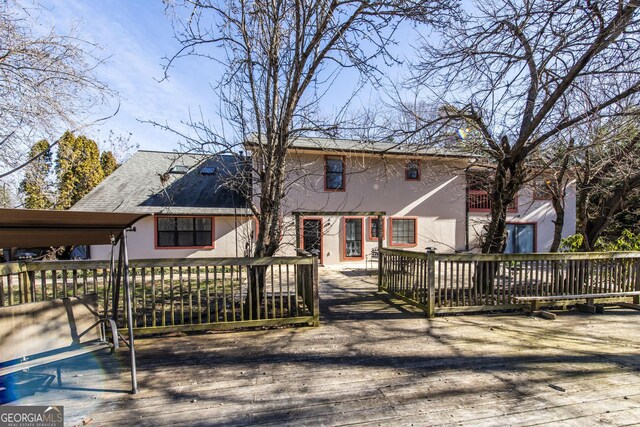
[468,190,518,213]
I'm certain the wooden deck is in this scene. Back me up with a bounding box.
[3,267,640,426]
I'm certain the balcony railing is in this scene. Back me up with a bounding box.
[468,190,518,213]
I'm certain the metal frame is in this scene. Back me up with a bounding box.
[107,228,138,394]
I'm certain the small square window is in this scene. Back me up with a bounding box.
[405,160,420,181]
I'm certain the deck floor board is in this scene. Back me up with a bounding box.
[2,267,640,426]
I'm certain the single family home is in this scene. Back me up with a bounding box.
[73,138,576,264]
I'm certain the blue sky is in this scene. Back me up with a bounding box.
[37,1,427,154]
[40,1,221,152]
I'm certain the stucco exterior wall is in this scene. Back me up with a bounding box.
[272,152,469,264]
[87,151,577,264]
[274,152,578,264]
[89,216,254,260]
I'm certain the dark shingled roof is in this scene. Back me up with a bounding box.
[245,136,474,158]
[71,151,252,215]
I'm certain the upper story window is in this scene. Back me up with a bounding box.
[405,160,421,181]
[200,166,216,175]
[156,216,214,248]
[325,156,345,191]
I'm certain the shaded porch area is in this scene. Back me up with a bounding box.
[3,267,640,426]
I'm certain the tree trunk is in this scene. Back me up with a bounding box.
[480,159,523,253]
[474,157,524,295]
[549,198,565,252]
[245,265,267,320]
[549,143,571,253]
[244,140,288,319]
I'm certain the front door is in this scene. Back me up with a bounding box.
[303,219,323,263]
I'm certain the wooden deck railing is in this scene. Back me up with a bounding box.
[0,254,319,334]
[379,248,640,316]
[467,190,518,213]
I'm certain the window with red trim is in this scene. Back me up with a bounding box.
[325,156,345,191]
[390,218,417,246]
[343,217,363,259]
[156,217,214,248]
[405,160,420,181]
[368,216,384,241]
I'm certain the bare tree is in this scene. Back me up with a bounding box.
[159,0,457,256]
[527,138,574,252]
[409,0,640,253]
[574,117,640,250]
[0,1,112,175]
[159,0,457,316]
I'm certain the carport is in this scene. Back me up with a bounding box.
[0,208,150,394]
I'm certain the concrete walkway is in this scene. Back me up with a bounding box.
[3,267,640,426]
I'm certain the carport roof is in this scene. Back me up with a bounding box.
[0,208,150,247]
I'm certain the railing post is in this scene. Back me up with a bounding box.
[635,256,640,305]
[19,271,27,304]
[426,249,436,318]
[28,270,36,302]
[377,250,383,292]
[312,254,320,327]
[19,263,35,303]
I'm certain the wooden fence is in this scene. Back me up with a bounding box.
[379,248,640,316]
[0,255,319,335]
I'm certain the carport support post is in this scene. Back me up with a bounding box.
[122,230,138,394]
[105,237,115,318]
[377,214,383,291]
[426,249,436,318]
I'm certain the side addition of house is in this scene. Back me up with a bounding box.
[71,151,254,260]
